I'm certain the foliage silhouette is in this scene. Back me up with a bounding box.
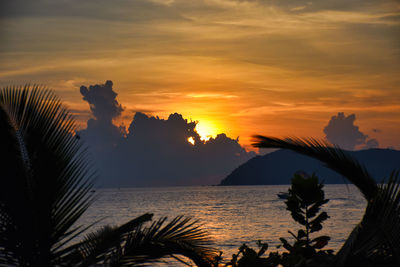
[0,85,217,266]
[278,172,332,267]
[284,173,329,248]
[223,174,333,267]
[225,241,279,267]
[252,135,400,267]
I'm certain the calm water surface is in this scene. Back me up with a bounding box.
[78,185,365,265]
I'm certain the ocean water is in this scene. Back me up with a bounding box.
[77,185,365,265]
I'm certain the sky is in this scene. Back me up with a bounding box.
[1,0,400,151]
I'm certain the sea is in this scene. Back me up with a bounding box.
[77,184,365,265]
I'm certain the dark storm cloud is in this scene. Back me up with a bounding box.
[78,81,125,154]
[80,80,123,122]
[323,112,379,150]
[118,112,255,186]
[77,81,255,187]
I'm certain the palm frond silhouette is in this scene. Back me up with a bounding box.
[0,85,217,266]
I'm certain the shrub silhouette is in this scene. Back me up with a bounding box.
[279,173,332,267]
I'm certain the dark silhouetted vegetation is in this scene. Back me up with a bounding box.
[278,173,332,266]
[220,173,334,267]
[0,85,217,266]
[251,136,400,267]
[2,85,399,267]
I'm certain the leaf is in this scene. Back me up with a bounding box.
[116,216,219,266]
[288,230,298,240]
[306,199,329,219]
[337,173,400,265]
[280,238,293,252]
[297,230,306,239]
[257,242,268,257]
[290,212,306,226]
[62,213,153,265]
[310,223,322,233]
[309,212,329,233]
[311,236,330,249]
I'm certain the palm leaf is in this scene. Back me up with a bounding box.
[110,216,218,266]
[63,213,153,266]
[0,85,96,266]
[252,136,378,200]
[63,215,217,266]
[336,172,400,266]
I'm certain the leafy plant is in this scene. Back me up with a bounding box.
[279,172,332,267]
[225,241,279,267]
[0,85,217,266]
[284,173,330,249]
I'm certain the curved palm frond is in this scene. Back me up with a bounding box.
[63,213,153,266]
[62,215,217,266]
[0,85,96,266]
[110,216,217,267]
[252,135,378,200]
[336,172,400,266]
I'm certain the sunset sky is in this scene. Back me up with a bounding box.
[1,0,399,150]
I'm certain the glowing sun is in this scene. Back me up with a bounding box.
[187,136,195,145]
[195,121,219,141]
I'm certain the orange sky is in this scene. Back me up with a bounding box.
[1,0,399,150]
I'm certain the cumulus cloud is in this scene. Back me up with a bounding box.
[323,112,379,150]
[80,80,124,122]
[78,81,125,154]
[78,81,255,187]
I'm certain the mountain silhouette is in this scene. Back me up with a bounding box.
[219,148,400,185]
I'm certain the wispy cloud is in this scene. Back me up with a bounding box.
[186,93,238,99]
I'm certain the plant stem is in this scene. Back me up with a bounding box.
[305,205,309,245]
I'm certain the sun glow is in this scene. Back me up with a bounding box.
[195,121,219,141]
[187,136,195,145]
